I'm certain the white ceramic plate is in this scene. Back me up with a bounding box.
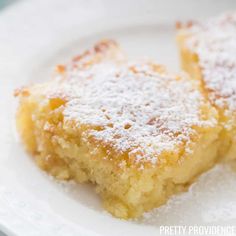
[1,0,236,235]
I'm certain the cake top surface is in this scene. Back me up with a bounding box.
[183,13,236,114]
[41,40,216,166]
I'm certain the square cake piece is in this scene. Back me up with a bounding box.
[177,13,236,161]
[15,40,221,219]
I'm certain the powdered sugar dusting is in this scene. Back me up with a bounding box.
[139,163,236,225]
[45,42,216,166]
[186,13,236,114]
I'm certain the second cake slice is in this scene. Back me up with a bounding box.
[177,13,236,160]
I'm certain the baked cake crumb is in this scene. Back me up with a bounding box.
[16,39,221,218]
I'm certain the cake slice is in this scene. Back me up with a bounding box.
[177,13,236,160]
[15,40,221,219]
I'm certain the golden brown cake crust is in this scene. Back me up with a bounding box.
[18,40,218,168]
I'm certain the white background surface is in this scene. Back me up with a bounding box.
[1,0,236,235]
